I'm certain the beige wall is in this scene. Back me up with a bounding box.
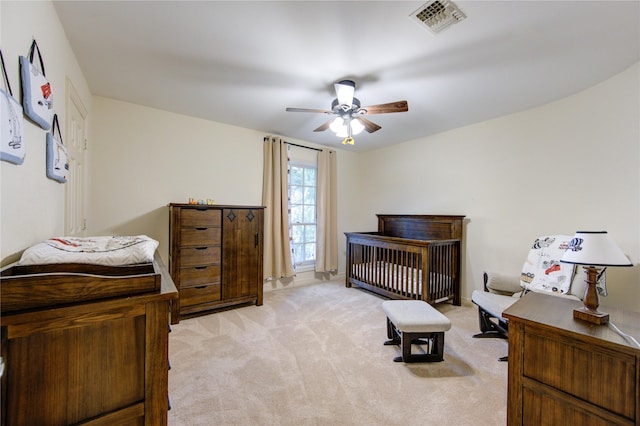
[0,0,92,262]
[89,97,363,288]
[359,63,640,310]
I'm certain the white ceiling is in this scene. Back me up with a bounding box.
[53,1,640,152]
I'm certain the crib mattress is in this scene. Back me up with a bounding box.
[350,261,452,296]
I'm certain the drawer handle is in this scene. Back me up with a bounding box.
[195,227,207,231]
[195,247,208,250]
[194,285,207,289]
[195,266,207,270]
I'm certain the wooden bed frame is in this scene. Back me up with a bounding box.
[345,215,464,306]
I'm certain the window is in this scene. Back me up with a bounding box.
[289,163,317,268]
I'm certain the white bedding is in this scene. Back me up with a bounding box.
[18,235,159,267]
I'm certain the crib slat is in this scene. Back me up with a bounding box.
[390,249,396,294]
[436,244,443,300]
[405,250,410,298]
[404,251,409,297]
[399,250,404,296]
[412,251,418,300]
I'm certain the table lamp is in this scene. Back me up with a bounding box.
[560,231,633,325]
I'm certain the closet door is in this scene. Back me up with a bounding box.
[222,208,264,304]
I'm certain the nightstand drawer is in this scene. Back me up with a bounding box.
[180,284,221,306]
[181,208,221,227]
[179,265,221,287]
[180,227,221,246]
[180,246,221,267]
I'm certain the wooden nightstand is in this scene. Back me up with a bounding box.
[503,291,640,425]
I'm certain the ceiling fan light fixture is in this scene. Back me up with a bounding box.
[350,118,365,135]
[329,116,344,133]
[285,79,407,145]
[335,126,349,138]
[335,80,356,106]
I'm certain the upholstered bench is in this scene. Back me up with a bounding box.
[381,300,451,363]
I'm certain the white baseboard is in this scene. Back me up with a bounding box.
[264,270,346,292]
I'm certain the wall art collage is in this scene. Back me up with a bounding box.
[1,39,67,183]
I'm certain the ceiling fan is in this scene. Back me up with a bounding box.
[285,80,408,145]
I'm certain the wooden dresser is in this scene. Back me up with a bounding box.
[503,291,640,425]
[0,254,177,426]
[169,204,264,321]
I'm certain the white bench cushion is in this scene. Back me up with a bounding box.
[381,300,451,333]
[471,289,581,320]
[471,290,518,319]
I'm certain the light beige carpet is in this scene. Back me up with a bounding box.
[168,281,508,425]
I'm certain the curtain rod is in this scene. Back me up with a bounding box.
[284,141,323,152]
[264,137,326,152]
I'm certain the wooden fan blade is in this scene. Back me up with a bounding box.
[286,107,332,114]
[314,120,333,132]
[356,116,382,133]
[361,100,408,114]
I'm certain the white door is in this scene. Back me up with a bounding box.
[65,78,88,236]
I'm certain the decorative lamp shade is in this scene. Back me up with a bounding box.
[560,231,633,267]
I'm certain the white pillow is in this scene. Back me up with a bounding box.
[485,271,523,296]
[520,235,574,295]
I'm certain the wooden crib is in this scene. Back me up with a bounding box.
[345,215,464,306]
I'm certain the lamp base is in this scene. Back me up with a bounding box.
[573,307,609,325]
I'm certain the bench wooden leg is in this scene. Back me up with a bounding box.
[399,332,445,363]
[383,317,446,363]
[383,317,401,346]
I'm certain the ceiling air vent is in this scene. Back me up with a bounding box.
[410,0,466,35]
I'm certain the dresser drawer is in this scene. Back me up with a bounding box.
[181,208,221,227]
[180,227,221,246]
[180,246,221,267]
[179,265,221,287]
[523,328,636,419]
[180,283,221,306]
[522,387,616,426]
